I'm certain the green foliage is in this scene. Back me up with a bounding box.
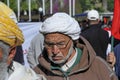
[75,0,82,14]
[21,1,28,11]
[2,0,39,12]
[79,0,103,12]
[20,0,39,11]
[108,0,114,12]
[1,0,114,14]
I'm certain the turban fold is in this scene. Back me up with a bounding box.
[0,15,24,46]
[0,1,18,23]
[40,12,81,40]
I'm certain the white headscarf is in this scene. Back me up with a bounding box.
[40,12,81,40]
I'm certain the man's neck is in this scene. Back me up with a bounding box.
[61,48,77,71]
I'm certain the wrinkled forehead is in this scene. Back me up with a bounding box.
[44,33,71,41]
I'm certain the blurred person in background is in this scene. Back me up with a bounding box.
[27,33,44,69]
[27,14,52,69]
[114,43,120,80]
[80,9,116,67]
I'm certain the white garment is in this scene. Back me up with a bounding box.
[106,31,112,55]
[106,43,112,55]
[8,61,46,80]
[61,48,78,71]
[27,33,44,68]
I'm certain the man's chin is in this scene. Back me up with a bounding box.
[49,56,67,64]
[51,58,66,64]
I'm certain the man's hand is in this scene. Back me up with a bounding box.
[106,51,116,68]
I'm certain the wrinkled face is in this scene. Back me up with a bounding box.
[44,33,74,64]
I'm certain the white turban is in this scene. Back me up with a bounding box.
[40,12,81,40]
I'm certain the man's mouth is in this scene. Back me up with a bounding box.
[52,56,62,61]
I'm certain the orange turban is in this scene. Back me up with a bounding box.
[0,1,17,23]
[0,15,24,46]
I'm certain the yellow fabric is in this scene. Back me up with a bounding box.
[0,1,17,23]
[0,2,12,15]
[0,1,24,46]
[0,14,24,46]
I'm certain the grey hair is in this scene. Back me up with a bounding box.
[0,41,10,63]
[0,41,10,80]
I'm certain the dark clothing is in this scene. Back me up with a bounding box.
[113,38,120,47]
[13,46,24,64]
[34,36,117,80]
[114,43,120,80]
[80,23,109,60]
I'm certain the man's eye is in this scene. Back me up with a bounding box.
[57,42,65,45]
[46,43,54,46]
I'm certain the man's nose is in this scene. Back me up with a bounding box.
[51,45,59,54]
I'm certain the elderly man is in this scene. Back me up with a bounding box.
[0,13,45,80]
[34,12,118,80]
[0,1,24,64]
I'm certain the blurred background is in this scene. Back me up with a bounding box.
[1,0,114,22]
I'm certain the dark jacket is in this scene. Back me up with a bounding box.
[34,36,117,80]
[80,23,109,60]
[114,43,120,79]
[13,45,24,64]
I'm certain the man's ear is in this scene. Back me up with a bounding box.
[7,47,17,65]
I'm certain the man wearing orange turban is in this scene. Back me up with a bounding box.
[0,2,46,80]
[0,1,25,64]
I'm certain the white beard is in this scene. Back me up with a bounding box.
[49,52,67,64]
[0,41,11,80]
[0,62,9,80]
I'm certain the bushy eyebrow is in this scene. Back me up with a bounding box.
[44,40,65,44]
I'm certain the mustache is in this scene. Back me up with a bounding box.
[50,52,64,57]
